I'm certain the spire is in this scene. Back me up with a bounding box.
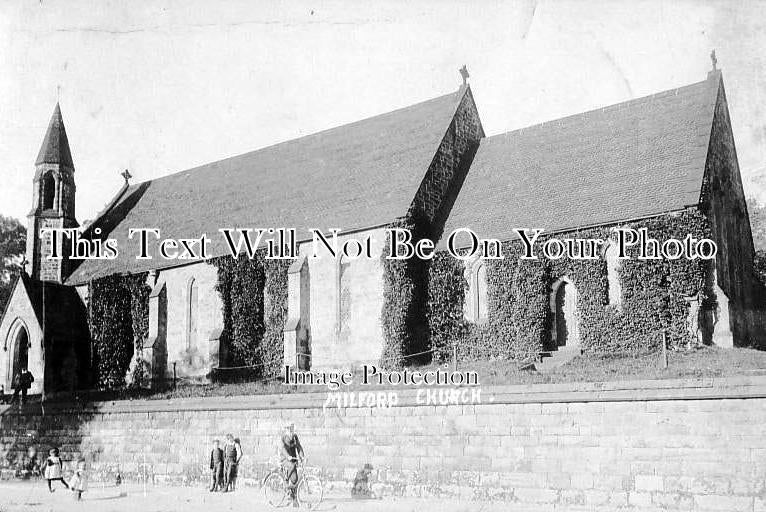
[35,102,74,168]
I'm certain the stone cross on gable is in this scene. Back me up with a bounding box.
[459,65,469,86]
[121,169,133,184]
[710,49,717,71]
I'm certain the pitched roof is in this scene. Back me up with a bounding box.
[36,103,74,168]
[0,273,88,342]
[66,88,468,284]
[26,277,89,342]
[442,72,721,246]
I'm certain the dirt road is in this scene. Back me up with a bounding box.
[0,482,533,512]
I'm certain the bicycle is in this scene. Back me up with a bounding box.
[262,457,323,509]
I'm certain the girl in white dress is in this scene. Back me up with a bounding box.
[68,457,88,500]
[44,448,69,492]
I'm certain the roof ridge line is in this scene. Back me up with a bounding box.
[80,181,130,234]
[125,88,465,188]
[496,77,712,140]
[0,273,20,331]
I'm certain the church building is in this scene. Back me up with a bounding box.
[1,64,762,394]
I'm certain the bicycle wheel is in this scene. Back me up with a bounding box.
[263,471,287,507]
[297,474,323,510]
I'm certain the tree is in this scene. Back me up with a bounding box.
[748,197,766,285]
[755,250,766,286]
[0,215,26,310]
[749,197,766,252]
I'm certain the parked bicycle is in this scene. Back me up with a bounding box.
[262,457,323,509]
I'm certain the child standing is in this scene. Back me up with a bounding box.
[44,448,69,492]
[68,457,88,500]
[222,434,238,492]
[23,446,40,479]
[209,439,224,492]
[230,437,243,491]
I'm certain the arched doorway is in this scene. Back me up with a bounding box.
[550,277,579,349]
[11,323,29,385]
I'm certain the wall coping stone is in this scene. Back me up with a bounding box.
[4,374,766,416]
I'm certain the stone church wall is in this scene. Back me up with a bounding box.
[702,83,764,348]
[294,227,388,370]
[141,226,387,380]
[0,285,44,394]
[148,226,388,378]
[1,376,765,511]
[154,262,223,380]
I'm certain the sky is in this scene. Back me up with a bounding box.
[1,0,766,223]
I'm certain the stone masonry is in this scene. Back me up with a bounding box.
[2,376,766,511]
[412,86,483,232]
[702,81,764,348]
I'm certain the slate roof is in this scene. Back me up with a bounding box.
[36,103,74,168]
[0,273,88,342]
[26,274,89,341]
[66,87,468,284]
[442,72,722,247]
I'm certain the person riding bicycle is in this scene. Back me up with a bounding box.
[279,422,304,508]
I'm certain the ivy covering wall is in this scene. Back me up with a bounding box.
[426,251,467,363]
[125,274,151,387]
[380,215,429,369]
[263,259,291,378]
[426,209,714,362]
[86,210,712,386]
[209,253,288,379]
[88,272,150,389]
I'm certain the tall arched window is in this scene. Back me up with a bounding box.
[187,278,199,353]
[605,243,622,308]
[42,172,55,210]
[338,256,352,342]
[475,264,488,322]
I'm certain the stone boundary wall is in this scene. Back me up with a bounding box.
[2,376,766,511]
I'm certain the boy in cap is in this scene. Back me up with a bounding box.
[209,439,224,492]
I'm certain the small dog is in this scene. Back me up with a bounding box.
[351,463,374,499]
